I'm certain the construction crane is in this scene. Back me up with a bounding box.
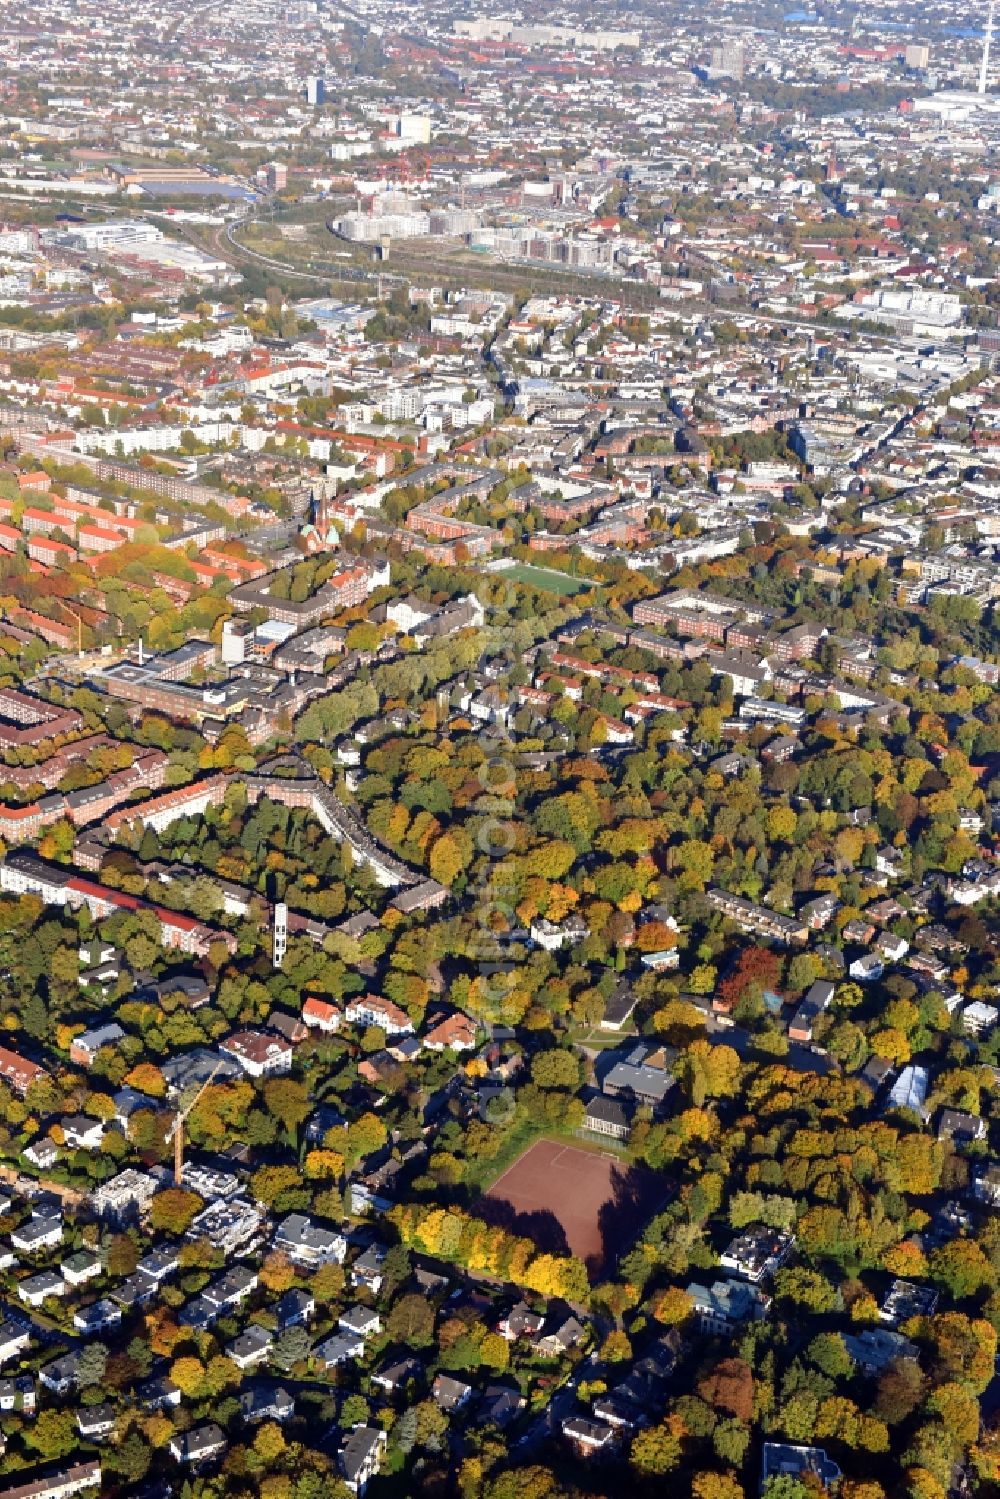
[55,600,85,659]
[165,1062,223,1187]
[982,0,997,96]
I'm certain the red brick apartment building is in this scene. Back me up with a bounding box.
[0,688,82,748]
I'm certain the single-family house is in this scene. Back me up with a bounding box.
[533,1315,587,1359]
[371,1356,423,1394]
[169,1423,227,1466]
[314,1332,365,1369]
[61,1251,101,1287]
[0,1323,30,1367]
[973,1162,1000,1207]
[69,1023,125,1069]
[562,1414,616,1455]
[61,1116,104,1152]
[275,1289,315,1329]
[432,1374,473,1412]
[19,1271,66,1308]
[498,1301,544,1341]
[339,1426,387,1496]
[686,1278,769,1335]
[939,1108,988,1145]
[479,1383,526,1427]
[760,1443,841,1495]
[274,1214,347,1269]
[227,1326,273,1371]
[219,1030,293,1078]
[240,1385,295,1423]
[350,1245,387,1295]
[12,1215,63,1254]
[338,1306,382,1339]
[73,1300,121,1335]
[203,1265,258,1311]
[302,996,341,1033]
[76,1404,116,1443]
[39,1352,80,1394]
[423,1013,477,1052]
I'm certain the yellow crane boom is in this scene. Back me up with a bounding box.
[55,600,84,658]
[165,1061,223,1186]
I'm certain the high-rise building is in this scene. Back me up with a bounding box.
[710,39,745,80]
[305,76,326,106]
[221,618,251,666]
[273,903,287,969]
[913,1,1000,117]
[395,111,432,143]
[982,2,996,94]
[905,43,930,69]
[266,162,288,192]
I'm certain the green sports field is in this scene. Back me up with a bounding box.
[502,564,589,595]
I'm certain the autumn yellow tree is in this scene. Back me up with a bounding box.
[630,1414,685,1476]
[692,1473,744,1499]
[304,1149,345,1181]
[652,1286,694,1326]
[169,1356,206,1400]
[429,831,466,887]
[259,1252,297,1294]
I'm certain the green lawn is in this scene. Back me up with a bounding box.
[502,564,590,596]
[566,1021,638,1049]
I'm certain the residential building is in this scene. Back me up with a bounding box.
[0,1463,102,1499]
[423,1013,477,1051]
[339,1427,387,1495]
[432,1374,473,1412]
[685,1278,770,1335]
[169,1424,227,1465]
[274,1214,348,1268]
[0,1046,46,1096]
[344,994,414,1036]
[69,1024,125,1069]
[76,1406,115,1443]
[787,980,834,1044]
[219,1030,294,1077]
[842,1327,918,1374]
[880,1279,939,1327]
[0,1324,30,1366]
[302,995,341,1032]
[938,1109,988,1144]
[562,1415,616,1455]
[706,889,808,945]
[720,1228,794,1285]
[760,1444,841,1495]
[20,1272,67,1308]
[314,1332,365,1369]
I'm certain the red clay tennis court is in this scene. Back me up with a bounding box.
[483,1138,667,1274]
